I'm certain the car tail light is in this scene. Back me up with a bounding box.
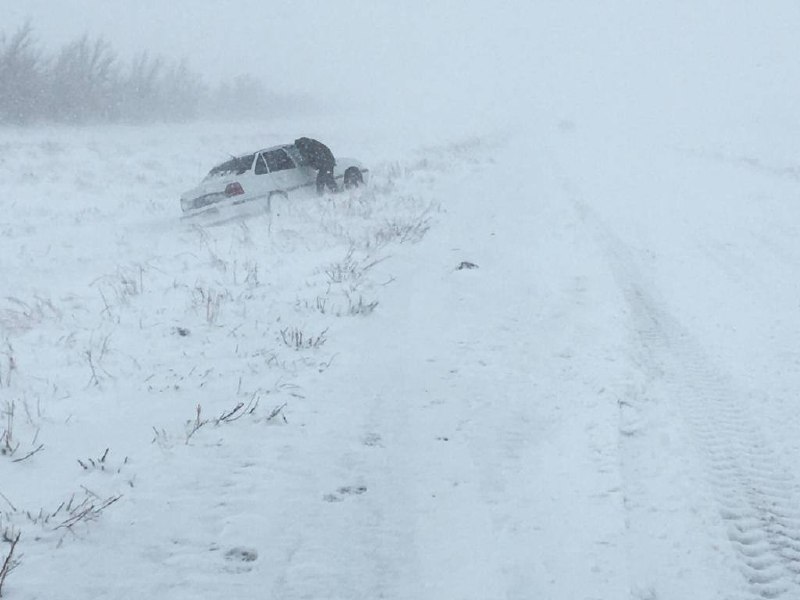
[225,182,244,196]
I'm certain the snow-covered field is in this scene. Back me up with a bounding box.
[4,3,800,599]
[1,110,799,599]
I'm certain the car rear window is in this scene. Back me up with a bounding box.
[206,154,255,178]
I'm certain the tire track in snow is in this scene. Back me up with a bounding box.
[568,192,800,599]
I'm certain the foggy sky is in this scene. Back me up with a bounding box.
[6,1,800,136]
[4,1,531,123]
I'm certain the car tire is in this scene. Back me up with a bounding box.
[343,167,364,189]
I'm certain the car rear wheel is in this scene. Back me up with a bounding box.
[343,167,364,189]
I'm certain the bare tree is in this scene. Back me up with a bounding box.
[48,35,118,123]
[0,21,45,124]
[205,74,268,119]
[0,22,285,125]
[118,52,165,122]
[160,58,205,121]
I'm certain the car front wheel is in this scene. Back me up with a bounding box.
[343,167,364,189]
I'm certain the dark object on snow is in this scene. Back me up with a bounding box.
[456,261,479,270]
[294,137,338,195]
[174,327,191,337]
[224,547,258,562]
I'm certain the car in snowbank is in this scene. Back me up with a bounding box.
[180,143,369,216]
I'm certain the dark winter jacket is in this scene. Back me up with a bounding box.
[294,137,336,171]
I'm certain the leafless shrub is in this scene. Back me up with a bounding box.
[280,327,328,350]
[0,487,122,584]
[372,213,432,246]
[324,247,359,284]
[10,444,43,464]
[11,490,108,531]
[151,426,171,448]
[296,295,328,315]
[192,286,228,325]
[84,333,113,387]
[385,161,406,179]
[77,448,128,473]
[0,528,21,598]
[299,289,377,319]
[235,221,254,247]
[91,265,145,318]
[0,342,13,388]
[0,493,16,513]
[18,506,53,528]
[322,189,377,219]
[343,294,378,317]
[324,248,387,287]
[315,353,339,374]
[215,393,259,425]
[366,161,419,196]
[0,528,18,545]
[0,296,61,334]
[184,404,208,444]
[1,400,42,462]
[191,227,229,273]
[2,489,96,533]
[184,380,296,434]
[241,260,260,288]
[1,401,18,458]
[184,394,261,445]
[53,492,121,532]
[266,402,288,424]
[19,396,41,428]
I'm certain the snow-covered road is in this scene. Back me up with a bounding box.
[2,120,800,600]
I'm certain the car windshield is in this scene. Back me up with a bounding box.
[205,154,255,178]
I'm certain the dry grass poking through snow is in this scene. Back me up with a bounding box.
[0,125,494,595]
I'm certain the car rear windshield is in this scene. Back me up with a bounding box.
[206,154,255,178]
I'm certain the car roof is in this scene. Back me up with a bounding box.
[208,144,295,173]
[253,144,293,155]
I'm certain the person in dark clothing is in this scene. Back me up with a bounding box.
[294,137,338,195]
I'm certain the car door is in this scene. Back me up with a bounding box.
[283,145,317,192]
[252,152,278,198]
[262,148,301,193]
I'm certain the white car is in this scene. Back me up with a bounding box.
[180,143,369,216]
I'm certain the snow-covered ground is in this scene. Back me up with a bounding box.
[1,109,799,599]
[4,3,800,600]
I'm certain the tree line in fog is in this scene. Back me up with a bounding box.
[0,22,306,125]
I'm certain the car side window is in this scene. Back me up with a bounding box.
[254,154,269,175]
[284,145,307,167]
[264,149,295,173]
